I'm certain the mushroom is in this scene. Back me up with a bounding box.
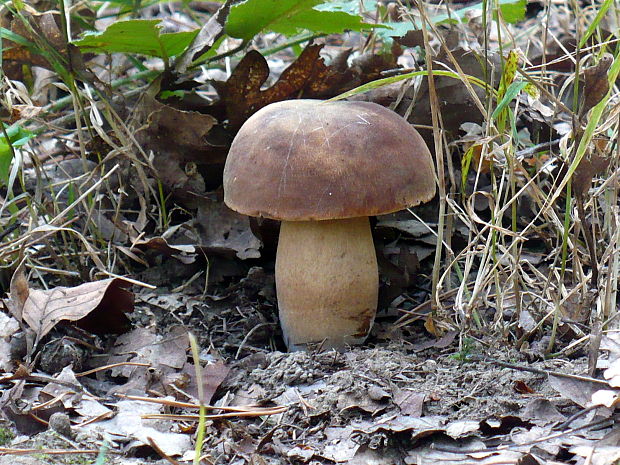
[223,99,435,350]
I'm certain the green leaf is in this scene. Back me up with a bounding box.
[374,0,525,45]
[0,27,38,48]
[432,0,526,25]
[225,0,379,41]
[73,20,199,59]
[491,80,527,119]
[378,20,420,37]
[159,90,185,100]
[328,69,492,102]
[0,124,34,187]
[314,0,378,15]
[494,0,526,24]
[0,146,12,187]
[578,0,614,48]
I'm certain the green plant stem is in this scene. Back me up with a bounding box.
[44,69,158,118]
[188,333,206,465]
[542,47,620,218]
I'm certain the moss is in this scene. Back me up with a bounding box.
[0,427,14,446]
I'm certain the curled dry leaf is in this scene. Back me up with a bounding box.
[548,374,601,408]
[214,43,395,130]
[352,47,498,143]
[213,44,331,129]
[1,9,92,82]
[603,359,620,388]
[133,201,262,263]
[581,53,614,117]
[2,10,66,78]
[136,91,219,155]
[183,360,230,404]
[82,399,192,457]
[8,265,29,322]
[395,29,425,48]
[393,388,425,417]
[133,83,224,204]
[572,149,610,197]
[5,275,133,344]
[133,237,198,265]
[173,0,232,74]
[589,389,620,408]
[103,326,188,395]
[196,201,262,259]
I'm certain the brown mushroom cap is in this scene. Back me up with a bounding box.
[223,99,435,221]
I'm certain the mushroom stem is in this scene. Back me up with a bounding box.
[275,217,379,351]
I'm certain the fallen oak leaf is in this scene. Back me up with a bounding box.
[214,44,324,129]
[572,148,610,197]
[2,9,100,85]
[132,78,224,205]
[5,276,133,344]
[173,0,233,74]
[2,9,73,81]
[214,43,356,130]
[135,84,219,154]
[589,389,620,408]
[132,237,198,265]
[7,264,29,322]
[581,53,614,118]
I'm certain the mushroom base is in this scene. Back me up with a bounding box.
[275,217,379,351]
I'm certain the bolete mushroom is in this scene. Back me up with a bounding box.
[223,99,435,350]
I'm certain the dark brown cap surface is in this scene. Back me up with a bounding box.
[223,99,435,221]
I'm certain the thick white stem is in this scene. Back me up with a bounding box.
[275,217,378,350]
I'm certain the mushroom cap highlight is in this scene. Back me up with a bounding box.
[223,99,435,221]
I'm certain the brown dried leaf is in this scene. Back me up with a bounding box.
[214,44,323,129]
[181,360,230,404]
[573,150,610,197]
[424,314,444,337]
[396,29,425,48]
[173,0,231,74]
[350,52,398,83]
[393,388,424,416]
[133,237,198,265]
[410,331,458,352]
[582,53,613,116]
[514,380,535,394]
[304,48,356,98]
[16,278,133,343]
[8,266,29,322]
[2,11,67,77]
[520,399,566,425]
[215,43,372,130]
[132,83,223,204]
[353,48,498,143]
[548,374,601,408]
[104,326,189,395]
[353,414,444,436]
[2,46,51,69]
[135,90,219,156]
[82,398,192,456]
[195,201,262,259]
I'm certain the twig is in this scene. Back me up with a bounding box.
[515,139,561,158]
[235,322,274,359]
[147,437,183,465]
[0,222,20,242]
[433,417,614,454]
[576,191,599,287]
[468,355,608,385]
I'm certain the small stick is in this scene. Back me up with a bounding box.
[467,355,608,385]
